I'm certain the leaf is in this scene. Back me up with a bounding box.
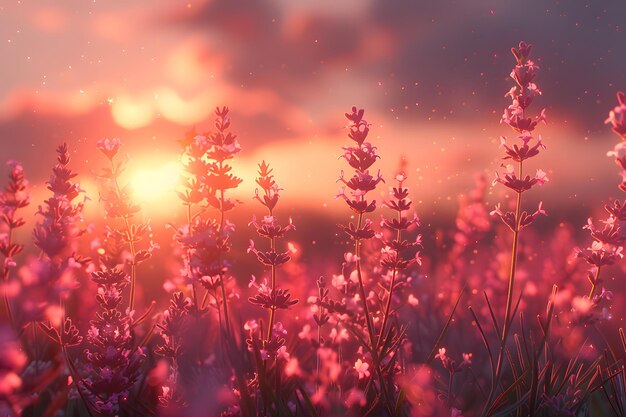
[426,283,466,365]
[134,250,152,264]
[38,322,61,346]
[296,383,319,417]
[394,387,407,417]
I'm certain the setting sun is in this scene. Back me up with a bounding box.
[129,161,181,203]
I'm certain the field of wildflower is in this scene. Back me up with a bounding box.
[1,40,626,417]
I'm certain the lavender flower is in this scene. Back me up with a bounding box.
[0,161,30,327]
[13,145,87,327]
[483,41,548,415]
[34,144,86,260]
[177,107,242,325]
[83,267,145,416]
[575,91,626,301]
[247,161,297,360]
[98,138,157,311]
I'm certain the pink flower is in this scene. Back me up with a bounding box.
[492,168,547,193]
[244,320,258,333]
[435,347,447,362]
[345,389,367,407]
[451,408,464,417]
[96,138,122,160]
[607,141,626,172]
[605,92,626,139]
[298,324,313,340]
[0,325,26,396]
[329,327,349,344]
[511,41,532,64]
[354,358,370,379]
[331,273,347,289]
[277,345,290,360]
[534,169,549,185]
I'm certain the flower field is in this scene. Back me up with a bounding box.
[1,25,626,417]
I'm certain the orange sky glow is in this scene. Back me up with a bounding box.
[1,0,625,223]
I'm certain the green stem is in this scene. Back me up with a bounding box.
[376,209,403,350]
[482,159,523,417]
[354,212,393,415]
[217,180,232,340]
[2,227,16,330]
[186,204,199,311]
[588,266,601,299]
[123,215,138,312]
[354,213,376,347]
[110,160,138,312]
[62,346,97,417]
[266,215,277,341]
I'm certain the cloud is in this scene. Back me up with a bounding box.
[1,0,625,206]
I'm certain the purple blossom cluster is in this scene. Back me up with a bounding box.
[492,41,548,231]
[83,267,145,415]
[247,161,298,361]
[175,107,242,319]
[16,144,87,328]
[569,92,626,324]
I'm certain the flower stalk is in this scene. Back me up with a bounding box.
[485,41,548,416]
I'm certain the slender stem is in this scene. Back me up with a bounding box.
[377,269,397,347]
[588,266,601,299]
[376,209,403,350]
[316,323,322,394]
[186,204,199,311]
[353,212,393,414]
[123,215,137,311]
[447,371,455,407]
[111,160,138,311]
[62,346,97,417]
[266,206,277,341]
[482,159,523,417]
[266,307,276,341]
[200,289,209,311]
[217,178,231,340]
[501,159,523,339]
[354,212,376,347]
[2,226,16,329]
[2,292,14,328]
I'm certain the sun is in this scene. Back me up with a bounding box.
[129,161,182,204]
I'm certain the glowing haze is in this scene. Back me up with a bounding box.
[1,0,625,216]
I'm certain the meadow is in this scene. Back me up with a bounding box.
[1,41,625,417]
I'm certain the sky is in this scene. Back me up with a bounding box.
[1,0,625,220]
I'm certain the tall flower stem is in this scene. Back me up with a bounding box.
[484,41,548,416]
[588,266,601,299]
[1,228,16,329]
[111,161,138,312]
[218,184,232,340]
[484,148,529,417]
[376,208,402,349]
[123,216,137,311]
[354,213,376,348]
[1,161,29,329]
[486,161,523,415]
[62,346,97,417]
[354,213,394,415]
[186,204,199,311]
[266,217,276,342]
[336,107,396,414]
[501,160,523,345]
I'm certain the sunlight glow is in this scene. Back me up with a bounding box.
[111,95,154,129]
[130,161,181,203]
